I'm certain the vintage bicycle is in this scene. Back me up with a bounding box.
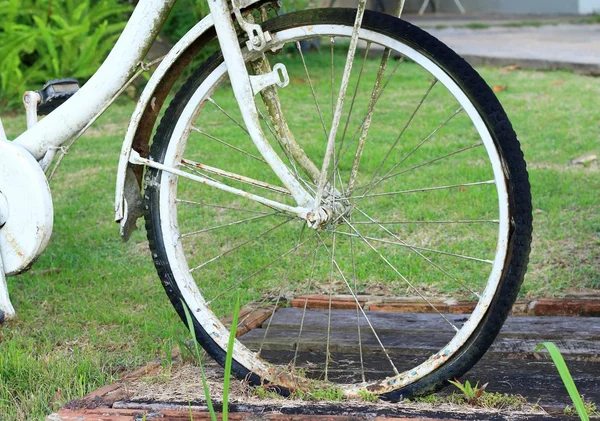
[0,0,532,400]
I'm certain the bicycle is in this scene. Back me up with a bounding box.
[0,0,532,401]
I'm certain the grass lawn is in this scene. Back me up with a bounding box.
[0,52,598,419]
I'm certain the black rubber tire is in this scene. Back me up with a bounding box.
[144,8,532,401]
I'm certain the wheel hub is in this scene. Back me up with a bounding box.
[306,193,351,230]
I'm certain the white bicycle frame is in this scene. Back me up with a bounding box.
[0,0,377,318]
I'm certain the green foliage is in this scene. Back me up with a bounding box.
[291,385,344,401]
[251,386,284,400]
[565,401,600,418]
[182,300,218,421]
[222,294,240,421]
[0,0,132,108]
[535,342,593,421]
[182,295,240,421]
[448,378,488,405]
[161,0,209,43]
[358,389,378,402]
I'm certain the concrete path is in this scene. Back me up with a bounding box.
[404,19,600,75]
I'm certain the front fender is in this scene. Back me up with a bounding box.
[115,0,269,240]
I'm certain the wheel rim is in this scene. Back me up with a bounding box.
[154,22,511,396]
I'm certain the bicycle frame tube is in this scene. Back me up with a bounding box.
[206,0,314,209]
[13,0,177,159]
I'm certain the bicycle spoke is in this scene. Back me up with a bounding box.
[351,219,500,225]
[258,224,308,357]
[339,42,371,150]
[207,97,249,135]
[365,79,438,190]
[379,141,484,185]
[341,217,460,332]
[350,230,366,383]
[292,246,319,370]
[355,208,481,298]
[314,232,400,376]
[325,229,336,380]
[176,199,274,216]
[296,41,329,139]
[205,231,319,306]
[350,180,495,200]
[332,56,406,197]
[188,218,293,273]
[331,229,493,264]
[180,213,278,239]
[191,126,266,163]
[330,37,336,117]
[347,46,394,194]
[356,105,462,195]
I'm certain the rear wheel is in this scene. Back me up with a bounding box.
[144,9,532,400]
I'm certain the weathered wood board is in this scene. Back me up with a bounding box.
[240,308,600,409]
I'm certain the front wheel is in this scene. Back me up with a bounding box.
[144,9,532,400]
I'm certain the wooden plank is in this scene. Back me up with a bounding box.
[259,308,600,338]
[240,326,600,357]
[251,349,600,409]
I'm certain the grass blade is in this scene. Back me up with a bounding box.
[222,294,241,421]
[181,300,217,421]
[534,342,589,421]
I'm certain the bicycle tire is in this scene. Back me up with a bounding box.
[144,8,532,400]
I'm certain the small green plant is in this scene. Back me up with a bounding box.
[447,378,488,405]
[565,400,600,418]
[291,385,344,401]
[181,295,240,421]
[251,385,283,400]
[405,394,441,404]
[535,342,593,421]
[182,300,218,421]
[358,389,378,403]
[478,392,528,410]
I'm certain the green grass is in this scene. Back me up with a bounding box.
[0,53,598,419]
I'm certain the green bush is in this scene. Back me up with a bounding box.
[0,0,133,109]
[162,0,210,42]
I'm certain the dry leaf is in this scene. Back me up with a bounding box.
[500,64,520,72]
[569,154,598,166]
[292,77,307,84]
[493,85,508,93]
[551,80,565,86]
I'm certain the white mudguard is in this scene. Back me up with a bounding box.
[114,0,266,238]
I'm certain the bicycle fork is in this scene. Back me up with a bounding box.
[134,0,370,228]
[208,0,315,209]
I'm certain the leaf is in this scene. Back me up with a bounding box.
[181,300,218,421]
[32,15,60,75]
[222,295,240,421]
[493,85,508,93]
[535,342,590,421]
[500,64,520,72]
[551,80,565,86]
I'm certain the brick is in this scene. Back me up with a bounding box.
[290,295,367,310]
[533,299,600,317]
[448,302,477,314]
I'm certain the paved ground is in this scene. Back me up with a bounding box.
[398,14,600,75]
